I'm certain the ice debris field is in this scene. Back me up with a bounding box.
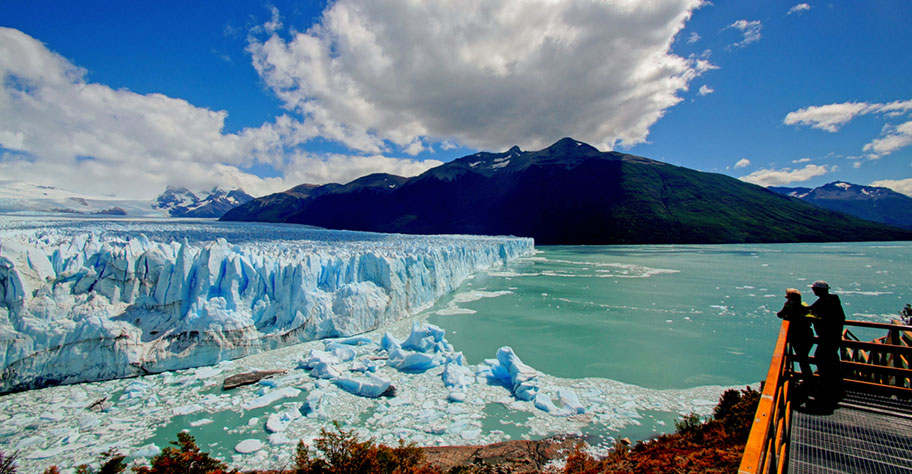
[0,217,730,472]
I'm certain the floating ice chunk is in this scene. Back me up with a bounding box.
[268,432,293,446]
[325,342,357,362]
[299,350,342,369]
[266,406,302,433]
[387,348,445,372]
[194,366,222,379]
[350,357,379,373]
[333,374,392,398]
[242,387,301,411]
[534,393,560,413]
[558,388,585,414]
[173,404,204,416]
[490,347,539,401]
[131,444,160,458]
[402,322,452,353]
[380,332,400,352]
[190,418,214,427]
[302,390,326,418]
[332,336,372,346]
[309,362,343,379]
[235,439,264,454]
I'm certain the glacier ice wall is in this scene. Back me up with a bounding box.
[0,218,533,393]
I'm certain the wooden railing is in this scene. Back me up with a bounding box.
[739,319,912,474]
[739,320,792,474]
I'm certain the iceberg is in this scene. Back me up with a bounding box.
[0,217,533,393]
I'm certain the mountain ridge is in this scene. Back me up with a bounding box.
[769,181,912,230]
[222,138,912,244]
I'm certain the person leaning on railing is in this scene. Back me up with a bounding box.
[776,288,814,396]
[807,280,846,411]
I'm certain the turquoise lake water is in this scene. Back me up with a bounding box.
[428,242,911,390]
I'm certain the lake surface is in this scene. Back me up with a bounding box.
[2,240,908,471]
[430,242,911,389]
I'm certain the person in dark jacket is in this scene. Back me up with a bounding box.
[808,280,846,410]
[777,288,814,382]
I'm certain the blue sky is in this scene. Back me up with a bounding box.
[1,0,910,198]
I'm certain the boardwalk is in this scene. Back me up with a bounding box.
[788,390,912,474]
[739,320,912,474]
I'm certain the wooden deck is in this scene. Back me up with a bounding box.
[739,320,912,474]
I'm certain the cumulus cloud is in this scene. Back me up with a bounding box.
[739,164,830,187]
[870,178,912,197]
[0,27,438,198]
[726,20,762,48]
[784,100,912,158]
[247,0,709,153]
[698,85,714,96]
[734,158,750,168]
[788,3,811,15]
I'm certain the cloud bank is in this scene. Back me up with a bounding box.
[784,100,912,158]
[247,0,709,153]
[0,27,440,198]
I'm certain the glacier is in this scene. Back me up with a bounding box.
[0,217,533,393]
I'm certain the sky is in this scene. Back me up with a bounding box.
[1,0,911,199]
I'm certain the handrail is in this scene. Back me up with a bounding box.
[739,320,791,474]
[740,318,912,474]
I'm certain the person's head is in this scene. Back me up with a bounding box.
[811,280,830,296]
[785,288,801,303]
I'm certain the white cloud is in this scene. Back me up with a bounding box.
[863,120,912,157]
[734,158,750,168]
[698,85,714,96]
[0,27,438,198]
[784,102,873,132]
[792,157,812,163]
[726,20,762,48]
[870,178,912,197]
[687,32,701,44]
[739,164,830,187]
[788,3,811,15]
[785,100,912,158]
[247,0,709,153]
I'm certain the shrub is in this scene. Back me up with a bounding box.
[294,422,431,474]
[0,451,18,474]
[133,432,234,474]
[674,412,703,436]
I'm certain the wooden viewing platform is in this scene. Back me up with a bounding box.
[739,319,912,474]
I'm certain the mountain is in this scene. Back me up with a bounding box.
[153,186,254,218]
[768,181,912,230]
[222,138,912,244]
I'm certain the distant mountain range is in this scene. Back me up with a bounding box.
[768,181,912,230]
[222,138,912,244]
[153,186,254,218]
[0,183,254,218]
